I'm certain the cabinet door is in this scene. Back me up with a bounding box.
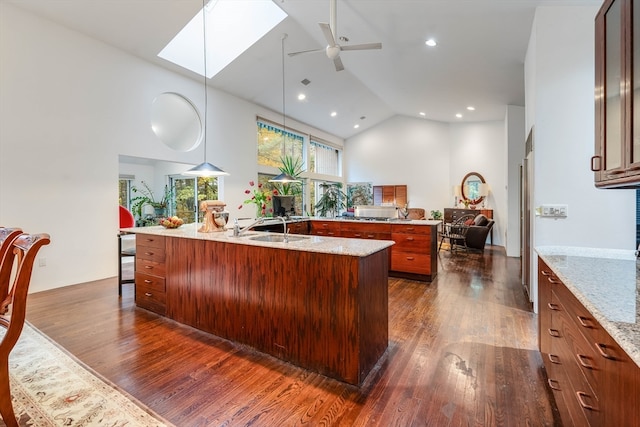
[394,185,407,207]
[538,258,554,361]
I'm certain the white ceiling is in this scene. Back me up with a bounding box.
[3,0,601,139]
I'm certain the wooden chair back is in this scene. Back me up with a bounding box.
[0,228,23,315]
[0,233,50,427]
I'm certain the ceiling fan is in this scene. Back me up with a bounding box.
[288,0,382,72]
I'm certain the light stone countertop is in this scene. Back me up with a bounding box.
[536,246,640,368]
[121,223,394,257]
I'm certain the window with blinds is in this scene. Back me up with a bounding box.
[310,139,341,176]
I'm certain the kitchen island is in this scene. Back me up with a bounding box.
[122,224,393,386]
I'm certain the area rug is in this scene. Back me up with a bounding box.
[0,323,174,427]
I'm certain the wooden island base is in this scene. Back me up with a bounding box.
[134,230,390,386]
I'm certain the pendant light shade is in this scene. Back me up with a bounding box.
[185,0,228,177]
[185,161,229,176]
[269,172,299,183]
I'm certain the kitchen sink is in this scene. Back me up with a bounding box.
[249,234,309,243]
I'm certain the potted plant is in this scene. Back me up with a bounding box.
[314,182,346,218]
[273,155,304,196]
[130,181,174,220]
[430,209,443,220]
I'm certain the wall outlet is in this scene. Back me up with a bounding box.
[38,257,46,267]
[537,204,568,218]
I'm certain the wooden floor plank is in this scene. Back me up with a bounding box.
[24,246,557,426]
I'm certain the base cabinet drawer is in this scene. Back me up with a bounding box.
[390,253,430,275]
[135,272,166,315]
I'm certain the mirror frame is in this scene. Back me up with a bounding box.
[460,172,486,205]
[150,92,202,152]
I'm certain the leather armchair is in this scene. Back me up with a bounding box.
[465,214,494,251]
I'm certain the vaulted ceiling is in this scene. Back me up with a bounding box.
[3,0,601,138]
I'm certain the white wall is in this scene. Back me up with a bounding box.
[344,115,451,216]
[505,105,526,257]
[345,115,512,248]
[0,4,342,292]
[525,6,636,310]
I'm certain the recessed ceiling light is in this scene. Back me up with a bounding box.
[330,111,337,117]
[425,39,437,47]
[467,106,475,111]
[297,93,306,101]
[354,124,360,129]
[419,112,426,117]
[455,113,463,118]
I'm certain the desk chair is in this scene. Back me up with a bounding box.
[0,233,51,427]
[118,206,136,296]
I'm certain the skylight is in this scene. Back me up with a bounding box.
[158,0,287,78]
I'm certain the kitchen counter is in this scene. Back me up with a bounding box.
[536,246,640,367]
[122,223,394,257]
[121,222,392,385]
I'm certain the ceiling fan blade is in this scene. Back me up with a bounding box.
[288,48,324,57]
[340,42,382,51]
[319,22,337,47]
[333,56,344,72]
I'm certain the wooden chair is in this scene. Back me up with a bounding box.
[0,233,50,427]
[0,228,23,315]
[438,214,474,253]
[118,206,136,296]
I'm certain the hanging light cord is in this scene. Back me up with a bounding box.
[202,0,209,164]
[282,33,287,133]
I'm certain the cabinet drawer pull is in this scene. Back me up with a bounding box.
[547,303,560,311]
[145,292,152,297]
[577,354,594,369]
[354,234,362,237]
[540,270,552,276]
[144,279,152,284]
[406,227,415,231]
[406,237,414,241]
[547,378,561,391]
[590,155,601,172]
[144,252,154,256]
[367,234,375,238]
[576,391,596,411]
[547,277,560,284]
[595,342,615,359]
[548,354,561,364]
[145,265,154,269]
[577,315,594,328]
[548,328,560,338]
[406,256,415,261]
[145,238,155,242]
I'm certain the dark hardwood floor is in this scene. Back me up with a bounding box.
[25,246,559,426]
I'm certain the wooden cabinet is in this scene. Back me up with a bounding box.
[593,0,640,187]
[135,235,166,315]
[309,220,341,236]
[340,221,391,240]
[443,208,493,223]
[390,224,436,278]
[373,185,407,206]
[309,220,438,281]
[538,256,640,426]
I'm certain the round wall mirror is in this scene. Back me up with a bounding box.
[150,92,202,152]
[461,172,486,205]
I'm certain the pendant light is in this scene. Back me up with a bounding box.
[185,0,228,177]
[269,34,300,185]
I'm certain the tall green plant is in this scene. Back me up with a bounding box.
[274,155,304,195]
[130,181,173,218]
[314,182,346,217]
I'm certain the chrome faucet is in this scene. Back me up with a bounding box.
[233,217,265,237]
[275,216,289,243]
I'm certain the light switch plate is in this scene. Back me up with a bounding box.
[537,204,568,218]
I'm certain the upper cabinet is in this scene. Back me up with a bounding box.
[594,0,640,187]
[373,185,407,207]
